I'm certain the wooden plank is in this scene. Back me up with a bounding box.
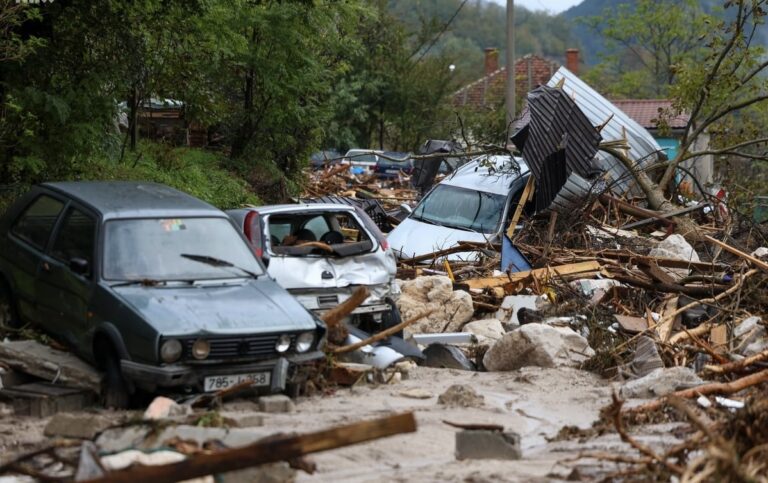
[506,176,535,239]
[613,315,648,334]
[656,297,678,342]
[465,261,602,290]
[82,412,417,483]
[710,324,729,354]
[704,235,768,273]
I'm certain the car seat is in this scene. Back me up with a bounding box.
[294,228,316,242]
[320,230,344,245]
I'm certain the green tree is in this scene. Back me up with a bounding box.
[582,0,713,98]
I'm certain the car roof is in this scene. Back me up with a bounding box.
[42,181,223,220]
[231,203,357,216]
[439,155,529,196]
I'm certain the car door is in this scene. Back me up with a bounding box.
[5,193,67,324]
[35,205,97,352]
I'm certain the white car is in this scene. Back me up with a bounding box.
[387,155,532,262]
[341,149,383,175]
[228,203,401,334]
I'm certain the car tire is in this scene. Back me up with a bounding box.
[102,354,131,410]
[0,281,21,330]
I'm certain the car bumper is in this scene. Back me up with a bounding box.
[121,351,324,393]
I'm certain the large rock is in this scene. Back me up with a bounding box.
[649,234,700,278]
[620,367,704,398]
[397,276,474,334]
[462,318,505,344]
[483,323,595,371]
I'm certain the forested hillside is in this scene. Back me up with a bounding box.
[388,0,576,85]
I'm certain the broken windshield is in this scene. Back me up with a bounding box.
[411,184,506,234]
[103,217,264,281]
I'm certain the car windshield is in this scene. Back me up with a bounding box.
[347,151,377,163]
[103,217,264,281]
[411,184,506,233]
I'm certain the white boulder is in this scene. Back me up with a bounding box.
[398,276,474,334]
[482,323,595,371]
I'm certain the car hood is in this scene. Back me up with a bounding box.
[267,249,396,291]
[111,278,317,336]
[387,217,493,261]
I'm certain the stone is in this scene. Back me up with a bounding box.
[422,344,475,371]
[649,234,700,278]
[397,389,433,399]
[482,324,595,371]
[44,412,114,440]
[258,394,294,413]
[397,276,474,334]
[455,430,521,460]
[631,336,664,377]
[751,247,768,261]
[437,384,484,408]
[620,367,704,399]
[494,295,544,326]
[143,396,189,420]
[462,318,506,344]
[743,338,768,357]
[734,316,762,339]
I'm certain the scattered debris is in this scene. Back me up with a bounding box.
[437,384,485,408]
[455,429,522,461]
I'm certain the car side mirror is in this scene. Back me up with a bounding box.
[261,255,270,268]
[69,257,89,276]
[399,203,412,215]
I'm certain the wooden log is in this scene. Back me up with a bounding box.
[464,261,602,290]
[82,412,417,483]
[704,347,768,375]
[704,235,768,273]
[623,369,768,414]
[330,310,434,354]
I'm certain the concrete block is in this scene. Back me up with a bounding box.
[45,412,114,439]
[455,430,521,460]
[258,395,294,413]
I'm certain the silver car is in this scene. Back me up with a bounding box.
[228,203,401,333]
[387,155,532,261]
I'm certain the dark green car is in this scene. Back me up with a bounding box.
[0,182,325,407]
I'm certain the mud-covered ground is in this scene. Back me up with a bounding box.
[0,366,686,482]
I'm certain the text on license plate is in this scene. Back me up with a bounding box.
[204,372,271,392]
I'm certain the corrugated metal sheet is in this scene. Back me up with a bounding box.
[547,67,663,195]
[522,86,602,180]
[550,172,603,214]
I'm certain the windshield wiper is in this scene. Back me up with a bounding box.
[410,213,438,226]
[110,278,168,288]
[180,254,259,279]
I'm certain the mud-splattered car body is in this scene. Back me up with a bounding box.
[228,203,402,334]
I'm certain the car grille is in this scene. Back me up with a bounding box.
[317,295,339,308]
[181,334,297,361]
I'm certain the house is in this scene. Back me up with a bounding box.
[612,99,714,192]
[452,48,568,109]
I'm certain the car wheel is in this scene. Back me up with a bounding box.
[102,354,131,409]
[0,282,21,330]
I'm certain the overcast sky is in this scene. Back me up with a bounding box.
[489,0,583,14]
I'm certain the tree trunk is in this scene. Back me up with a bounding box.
[128,85,139,152]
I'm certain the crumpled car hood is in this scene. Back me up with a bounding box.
[112,279,317,336]
[267,250,396,290]
[386,217,491,260]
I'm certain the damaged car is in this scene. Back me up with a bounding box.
[0,182,325,407]
[228,203,402,335]
[387,155,533,263]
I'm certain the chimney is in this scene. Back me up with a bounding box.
[484,47,499,75]
[566,48,580,75]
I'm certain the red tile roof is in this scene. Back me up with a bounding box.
[610,99,690,130]
[453,54,559,109]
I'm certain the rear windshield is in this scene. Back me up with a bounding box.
[411,184,506,233]
[103,217,264,281]
[267,211,374,257]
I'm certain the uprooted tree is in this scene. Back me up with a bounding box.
[610,0,768,237]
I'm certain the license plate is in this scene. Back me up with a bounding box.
[204,372,271,392]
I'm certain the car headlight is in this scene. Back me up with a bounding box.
[295,332,314,353]
[192,338,210,360]
[160,339,183,363]
[275,334,291,353]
